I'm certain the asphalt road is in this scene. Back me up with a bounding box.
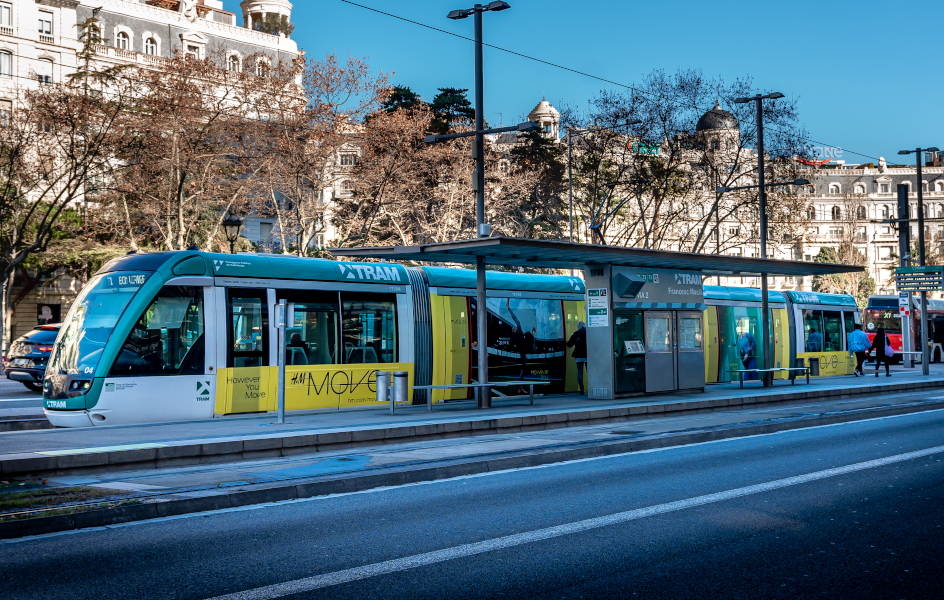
[3,409,944,600]
[0,378,42,408]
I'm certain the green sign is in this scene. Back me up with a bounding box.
[628,141,660,156]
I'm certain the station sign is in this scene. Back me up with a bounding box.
[587,289,609,327]
[610,267,704,304]
[626,141,660,156]
[895,266,944,292]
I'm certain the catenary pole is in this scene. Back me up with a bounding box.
[755,97,772,387]
[473,6,490,408]
[916,149,930,376]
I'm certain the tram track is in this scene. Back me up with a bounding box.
[3,393,944,539]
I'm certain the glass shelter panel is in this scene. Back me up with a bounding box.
[110,286,204,376]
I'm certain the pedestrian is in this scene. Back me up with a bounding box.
[868,326,893,377]
[566,321,587,395]
[737,331,758,380]
[847,323,870,376]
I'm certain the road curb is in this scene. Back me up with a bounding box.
[3,398,943,541]
[4,378,944,479]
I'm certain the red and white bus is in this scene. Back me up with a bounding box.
[863,295,944,363]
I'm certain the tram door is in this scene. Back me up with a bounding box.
[645,312,675,393]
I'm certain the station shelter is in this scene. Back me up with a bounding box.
[333,238,863,402]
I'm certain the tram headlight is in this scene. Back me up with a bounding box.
[69,380,92,393]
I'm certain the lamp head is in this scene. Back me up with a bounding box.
[927,147,940,153]
[794,178,811,186]
[733,97,752,104]
[766,92,785,100]
[447,9,472,19]
[424,134,440,143]
[898,150,913,155]
[486,1,511,10]
[716,186,729,194]
[517,121,540,132]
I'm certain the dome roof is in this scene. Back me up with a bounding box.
[696,100,738,131]
[528,97,560,120]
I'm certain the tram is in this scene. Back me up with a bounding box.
[42,251,587,427]
[704,287,859,382]
[863,294,944,363]
[43,251,860,427]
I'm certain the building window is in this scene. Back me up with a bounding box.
[259,222,273,240]
[0,99,11,126]
[831,206,841,220]
[711,139,720,150]
[255,60,267,77]
[116,32,129,50]
[937,182,944,192]
[808,207,816,220]
[880,183,890,193]
[0,4,11,28]
[145,37,157,55]
[828,227,843,238]
[923,182,929,193]
[227,55,240,72]
[340,180,353,191]
[728,226,739,236]
[339,154,358,166]
[856,206,866,220]
[186,45,200,59]
[38,12,52,36]
[0,51,11,79]
[854,184,865,194]
[829,184,840,194]
[36,58,52,85]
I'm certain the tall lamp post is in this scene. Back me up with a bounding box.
[733,92,784,386]
[222,214,244,254]
[443,1,511,408]
[717,176,810,386]
[897,146,940,376]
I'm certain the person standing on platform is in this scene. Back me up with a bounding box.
[868,326,892,377]
[847,323,871,376]
[567,321,588,395]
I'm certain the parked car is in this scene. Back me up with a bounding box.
[5,325,60,392]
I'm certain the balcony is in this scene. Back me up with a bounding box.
[0,26,12,36]
[92,44,170,67]
[39,34,54,44]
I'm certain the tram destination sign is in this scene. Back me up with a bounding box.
[895,266,944,292]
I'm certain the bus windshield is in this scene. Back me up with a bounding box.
[864,308,902,333]
[47,271,151,377]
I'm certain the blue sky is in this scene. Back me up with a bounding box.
[223,0,942,165]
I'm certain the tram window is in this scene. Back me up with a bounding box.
[228,289,268,369]
[341,294,397,364]
[277,290,340,366]
[823,310,843,351]
[843,311,856,342]
[803,309,825,352]
[110,286,204,376]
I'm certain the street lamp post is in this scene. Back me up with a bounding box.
[718,174,809,387]
[222,214,244,255]
[444,1,511,408]
[733,92,785,386]
[897,146,940,376]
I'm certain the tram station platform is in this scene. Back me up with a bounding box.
[2,365,944,479]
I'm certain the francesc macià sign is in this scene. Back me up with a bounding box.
[610,267,704,306]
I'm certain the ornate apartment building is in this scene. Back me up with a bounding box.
[1,0,298,343]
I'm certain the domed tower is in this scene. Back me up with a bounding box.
[240,0,293,31]
[695,100,740,152]
[527,97,561,141]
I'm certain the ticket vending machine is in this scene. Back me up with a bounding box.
[585,265,706,399]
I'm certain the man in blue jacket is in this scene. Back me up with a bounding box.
[848,322,871,376]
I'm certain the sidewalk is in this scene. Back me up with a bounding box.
[1,366,942,478]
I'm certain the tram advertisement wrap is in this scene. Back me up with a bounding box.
[215,364,415,413]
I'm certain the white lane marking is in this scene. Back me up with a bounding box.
[0,398,42,402]
[205,442,944,600]
[4,407,944,546]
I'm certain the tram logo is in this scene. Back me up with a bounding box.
[675,273,701,285]
[338,263,402,282]
[196,380,212,400]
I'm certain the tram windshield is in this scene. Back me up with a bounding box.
[47,271,151,377]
